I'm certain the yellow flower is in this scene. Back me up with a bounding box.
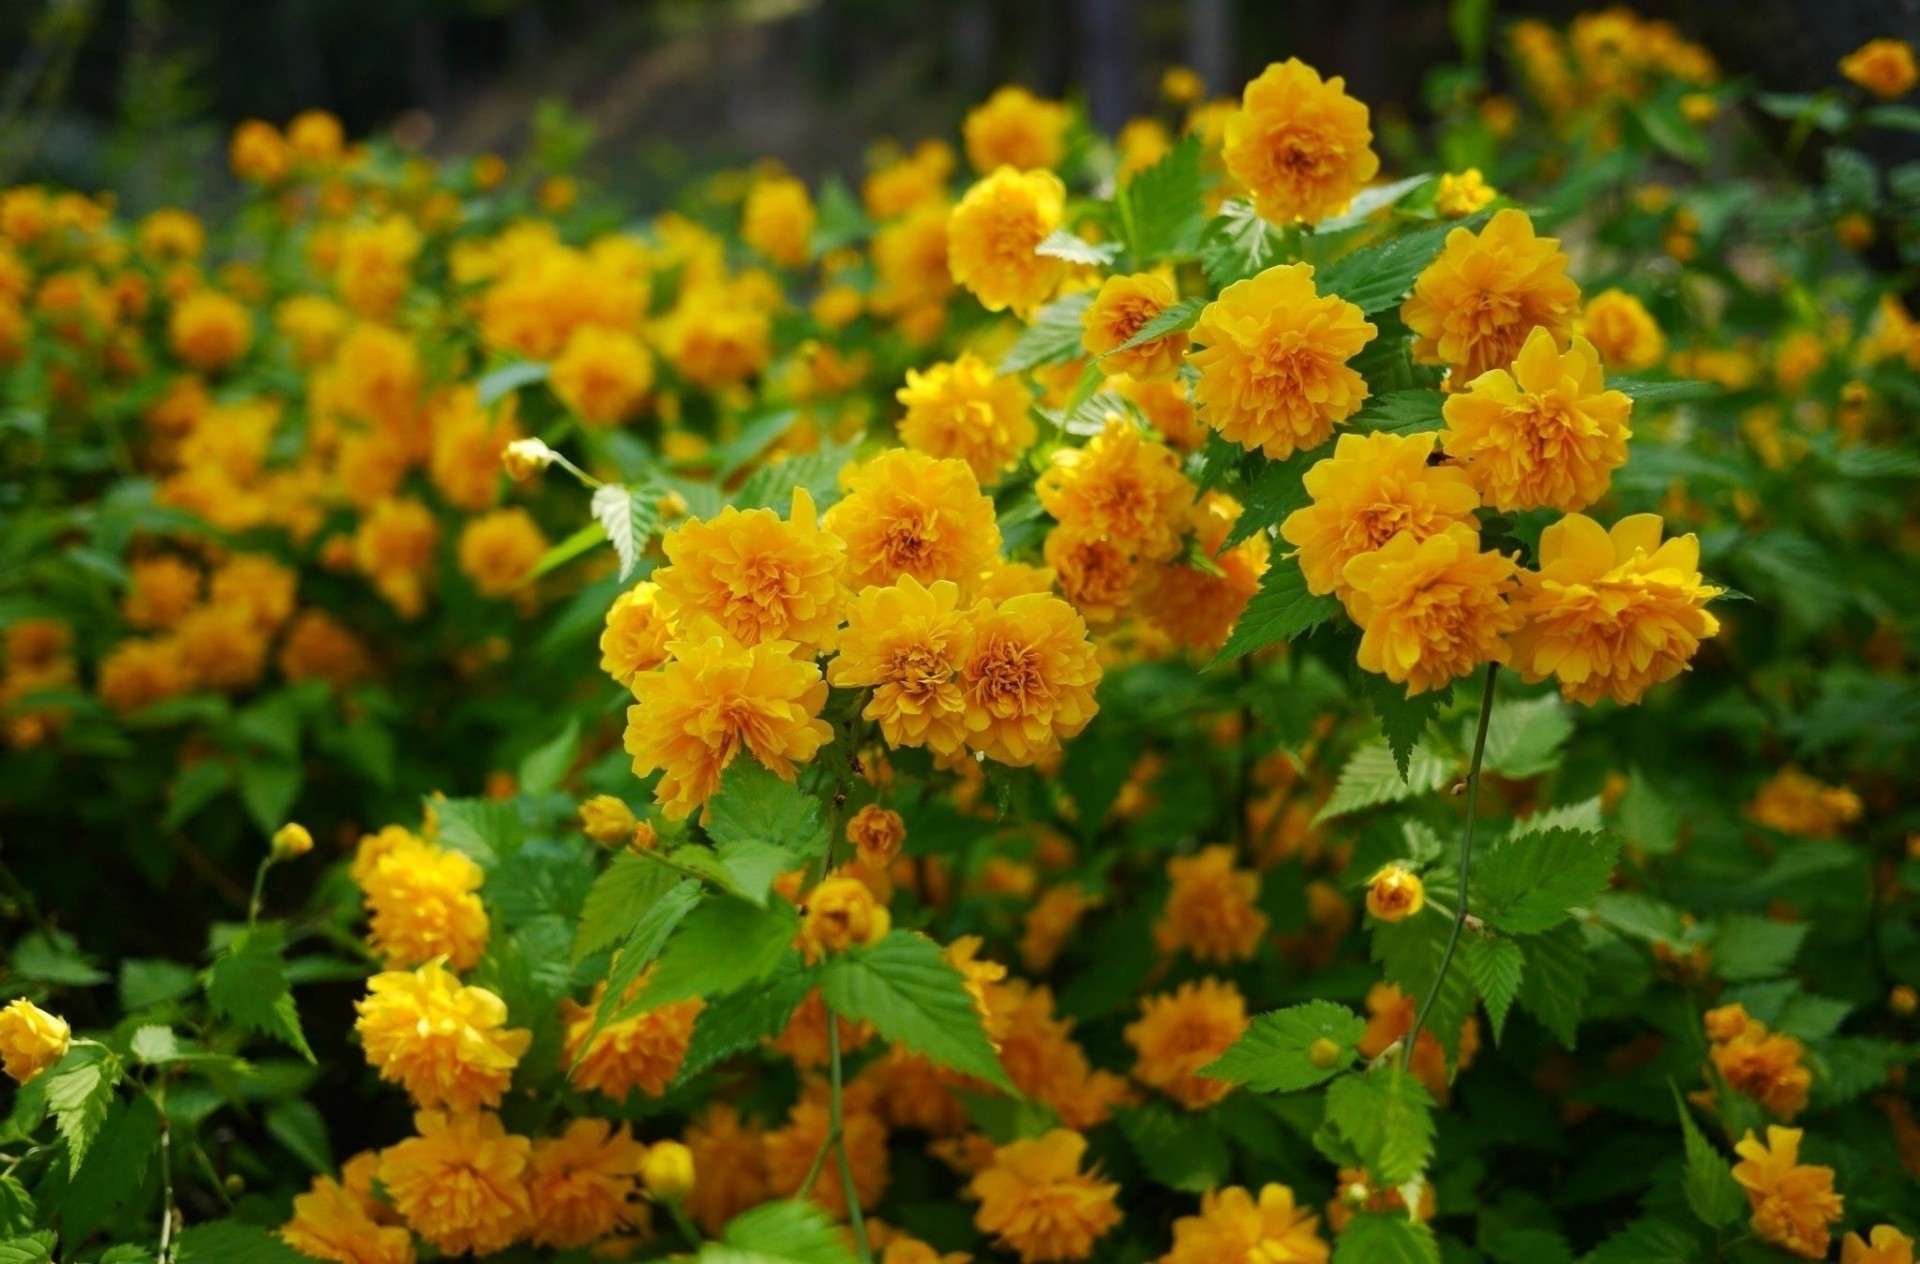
[1223,59,1379,226]
[800,873,891,959]
[279,1172,414,1264]
[579,796,639,847]
[847,804,907,869]
[683,1104,768,1233]
[0,999,70,1083]
[1188,263,1375,460]
[963,86,1070,174]
[356,834,490,972]
[457,508,548,599]
[354,498,440,620]
[550,326,653,426]
[1153,845,1268,963]
[378,1110,533,1257]
[1082,272,1188,380]
[168,289,252,373]
[1841,39,1918,99]
[640,1139,696,1202]
[1279,431,1480,600]
[1163,66,1205,105]
[1711,1017,1812,1120]
[355,960,531,1112]
[1580,288,1667,372]
[872,202,956,318]
[1402,208,1581,381]
[1442,328,1632,513]
[1843,1226,1916,1264]
[1744,767,1863,839]
[969,1130,1122,1263]
[97,637,195,714]
[1138,493,1270,655]
[1435,169,1497,218]
[1117,117,1174,180]
[1365,864,1425,922]
[1731,1126,1844,1260]
[828,576,974,755]
[122,556,202,630]
[288,109,346,165]
[1125,978,1249,1110]
[176,604,269,692]
[1044,526,1139,627]
[658,283,773,389]
[526,1118,648,1250]
[624,631,832,821]
[1509,513,1720,706]
[960,592,1102,766]
[335,215,420,319]
[272,822,314,860]
[279,611,373,688]
[1021,884,1101,973]
[561,972,703,1100]
[654,487,846,653]
[947,166,1067,317]
[1038,418,1194,563]
[600,581,675,688]
[742,174,817,268]
[1344,523,1520,697]
[896,353,1036,484]
[864,140,956,219]
[823,449,1002,592]
[1162,1184,1330,1264]
[210,553,299,633]
[230,119,290,183]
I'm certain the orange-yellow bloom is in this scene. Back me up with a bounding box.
[1731,1126,1844,1260]
[1124,978,1249,1110]
[1344,523,1520,697]
[896,353,1036,484]
[1223,60,1379,226]
[828,576,974,755]
[0,999,69,1084]
[1365,864,1425,922]
[1161,1183,1330,1264]
[355,834,490,973]
[823,449,1002,592]
[550,326,653,425]
[1279,430,1480,599]
[1037,418,1194,563]
[355,960,531,1111]
[1843,1226,1916,1264]
[280,1172,415,1264]
[947,166,1067,317]
[683,1104,769,1234]
[1744,767,1863,838]
[457,507,548,599]
[600,581,675,687]
[963,86,1070,174]
[969,1130,1122,1263]
[561,974,703,1101]
[1153,846,1268,964]
[847,804,907,869]
[526,1118,648,1250]
[959,592,1102,766]
[169,289,252,372]
[742,174,817,269]
[1402,208,1581,380]
[1581,288,1666,372]
[1140,493,1271,655]
[653,487,847,653]
[1841,39,1918,99]
[1189,263,1375,459]
[1082,272,1188,380]
[378,1110,533,1257]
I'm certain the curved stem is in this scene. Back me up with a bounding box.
[1403,662,1499,1069]
[828,1016,872,1262]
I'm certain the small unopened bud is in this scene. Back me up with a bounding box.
[1365,865,1425,923]
[641,1140,695,1201]
[271,822,314,860]
[502,437,557,481]
[1308,1037,1343,1069]
[657,489,689,520]
[1893,984,1918,1017]
[578,795,638,848]
[628,820,660,854]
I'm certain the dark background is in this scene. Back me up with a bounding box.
[2,0,1916,211]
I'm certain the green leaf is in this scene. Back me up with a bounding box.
[526,520,608,582]
[1463,933,1524,1042]
[1034,229,1120,266]
[44,1095,159,1242]
[705,759,830,869]
[99,1249,155,1264]
[1317,742,1452,823]
[0,1177,33,1236]
[1118,135,1206,261]
[163,759,232,831]
[818,930,1011,1091]
[1315,173,1435,232]
[1000,293,1094,374]
[574,854,680,964]
[1332,1216,1439,1264]
[1477,693,1573,779]
[432,796,523,867]
[0,1232,56,1264]
[1206,557,1341,668]
[1355,672,1451,781]
[1673,1087,1745,1228]
[1517,922,1590,1047]
[174,1222,311,1264]
[1615,771,1680,855]
[1115,1103,1233,1193]
[1319,216,1477,316]
[677,962,815,1083]
[237,755,301,835]
[1711,914,1807,982]
[517,717,579,796]
[1609,377,1717,408]
[1349,389,1446,436]
[476,360,549,406]
[42,1045,120,1176]
[266,1100,333,1174]
[1473,828,1618,935]
[129,1025,180,1064]
[1325,1068,1436,1185]
[591,880,703,1038]
[704,1199,856,1264]
[1203,1000,1366,1093]
[639,897,800,1008]
[1484,1230,1573,1264]
[809,176,871,255]
[1199,199,1285,288]
[11,930,108,986]
[734,436,861,513]
[1108,295,1206,355]
[1373,907,1475,1063]
[205,926,313,1063]
[1582,1218,1701,1264]
[1221,449,1314,549]
[591,483,662,583]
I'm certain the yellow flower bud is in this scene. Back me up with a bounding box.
[1308,1037,1343,1069]
[628,820,660,854]
[641,1140,696,1201]
[0,998,71,1083]
[846,804,907,870]
[579,795,639,848]
[1893,984,1918,1017]
[502,437,556,481]
[271,821,314,859]
[1365,865,1425,923]
[801,875,889,960]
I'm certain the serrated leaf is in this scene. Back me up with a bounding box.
[205,926,313,1063]
[1207,558,1341,668]
[517,717,579,796]
[1203,1000,1366,1092]
[1476,693,1573,779]
[432,796,523,867]
[1332,1216,1440,1264]
[1485,1230,1574,1264]
[0,1177,33,1236]
[1118,135,1206,261]
[42,1045,120,1176]
[1348,389,1447,436]
[1319,216,1481,316]
[1615,770,1680,854]
[1222,448,1314,548]
[591,879,702,1039]
[1317,742,1452,823]
[1473,827,1618,934]
[1813,1037,1904,1106]
[44,1093,158,1244]
[266,1099,332,1174]
[1325,1068,1436,1185]
[1580,1218,1699,1264]
[1108,295,1206,355]
[1517,922,1590,1047]
[591,483,661,583]
[574,854,681,964]
[0,1232,56,1264]
[1711,914,1807,982]
[1200,199,1285,288]
[1462,934,1523,1042]
[11,930,108,987]
[1000,293,1095,374]
[818,930,1011,1091]
[1355,672,1451,780]
[1116,1103,1233,1192]
[1315,173,1435,232]
[129,1026,180,1064]
[638,897,799,1009]
[237,755,301,835]
[676,962,815,1083]
[705,759,830,866]
[163,759,233,831]
[1034,229,1120,266]
[1609,377,1717,408]
[1373,907,1475,1063]
[174,1221,311,1264]
[1673,1087,1745,1228]
[704,1199,856,1264]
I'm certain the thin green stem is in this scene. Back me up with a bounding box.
[828,1016,872,1263]
[245,858,273,928]
[1403,662,1499,1070]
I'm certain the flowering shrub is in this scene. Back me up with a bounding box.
[3,9,1920,1264]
